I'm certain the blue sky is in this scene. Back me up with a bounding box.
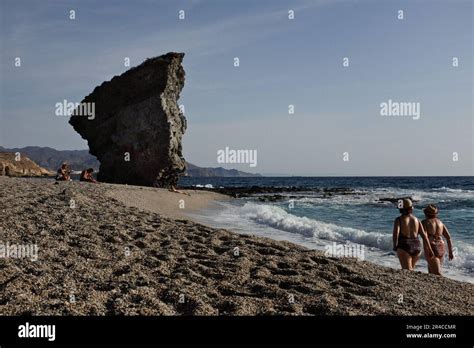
[0,0,472,175]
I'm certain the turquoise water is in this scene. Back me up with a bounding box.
[180,177,474,282]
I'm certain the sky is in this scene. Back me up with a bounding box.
[0,0,472,176]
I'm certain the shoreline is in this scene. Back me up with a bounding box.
[186,200,473,284]
[180,181,473,283]
[105,183,230,221]
[0,177,472,315]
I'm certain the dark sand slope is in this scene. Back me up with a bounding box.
[0,177,472,315]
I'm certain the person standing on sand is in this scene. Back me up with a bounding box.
[392,199,433,270]
[422,204,454,276]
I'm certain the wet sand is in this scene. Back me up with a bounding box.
[0,177,472,315]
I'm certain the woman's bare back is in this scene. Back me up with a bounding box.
[398,215,421,238]
[422,218,444,240]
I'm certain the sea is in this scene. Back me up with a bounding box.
[178,176,474,283]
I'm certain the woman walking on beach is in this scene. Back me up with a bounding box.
[392,199,433,270]
[422,205,454,276]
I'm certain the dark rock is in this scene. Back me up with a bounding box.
[69,52,187,187]
[258,194,285,202]
[187,186,312,197]
[180,185,369,202]
[323,187,354,193]
[378,196,418,204]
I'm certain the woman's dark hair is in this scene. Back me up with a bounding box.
[86,168,94,173]
[399,207,413,215]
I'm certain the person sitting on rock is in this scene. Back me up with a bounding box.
[56,162,71,181]
[80,168,98,183]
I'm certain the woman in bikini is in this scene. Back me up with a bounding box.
[421,204,454,275]
[392,199,433,270]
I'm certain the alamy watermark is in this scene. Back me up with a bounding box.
[217,147,257,167]
[55,99,95,120]
[0,241,38,261]
[380,99,420,120]
[18,322,55,341]
[324,242,365,260]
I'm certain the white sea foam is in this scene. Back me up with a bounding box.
[238,202,473,272]
[189,200,473,282]
[240,202,392,249]
[432,186,474,193]
[194,184,214,189]
[284,186,474,207]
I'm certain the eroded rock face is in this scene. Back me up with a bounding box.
[0,153,53,177]
[69,52,187,187]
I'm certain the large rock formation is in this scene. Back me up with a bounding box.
[0,152,53,177]
[69,52,187,187]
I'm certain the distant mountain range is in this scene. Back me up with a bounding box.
[185,162,260,177]
[0,146,99,173]
[0,146,260,177]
